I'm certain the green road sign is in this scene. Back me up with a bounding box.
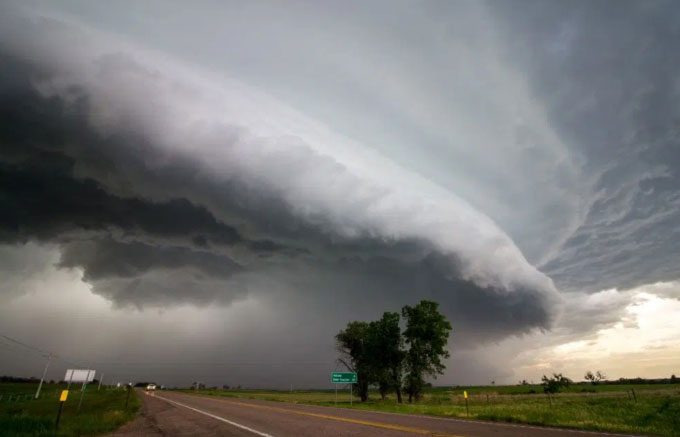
[331,372,357,383]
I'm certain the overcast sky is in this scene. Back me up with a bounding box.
[1,0,679,388]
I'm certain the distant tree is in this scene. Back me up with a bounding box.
[519,379,529,385]
[671,374,678,384]
[367,312,405,403]
[336,321,372,401]
[584,370,606,385]
[222,384,230,390]
[402,300,452,402]
[542,373,572,394]
[584,371,596,384]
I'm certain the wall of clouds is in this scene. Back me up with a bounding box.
[2,0,680,385]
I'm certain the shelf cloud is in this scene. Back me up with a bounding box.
[1,0,679,386]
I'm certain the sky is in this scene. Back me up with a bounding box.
[1,0,679,388]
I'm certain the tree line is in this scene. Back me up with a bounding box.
[540,370,679,393]
[335,300,452,403]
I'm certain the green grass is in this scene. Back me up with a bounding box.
[182,384,680,436]
[0,382,140,436]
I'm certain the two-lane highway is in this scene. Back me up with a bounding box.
[109,390,640,437]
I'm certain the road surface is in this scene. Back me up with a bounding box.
[109,390,640,437]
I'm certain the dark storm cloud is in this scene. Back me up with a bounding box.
[311,252,555,346]
[2,0,680,388]
[58,239,242,281]
[0,39,558,342]
[490,0,680,293]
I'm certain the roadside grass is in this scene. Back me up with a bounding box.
[0,383,140,436]
[183,384,680,436]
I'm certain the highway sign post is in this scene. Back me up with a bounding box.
[77,370,94,414]
[55,390,68,432]
[331,372,357,383]
[64,369,96,387]
[331,372,357,406]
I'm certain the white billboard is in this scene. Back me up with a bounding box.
[64,369,96,383]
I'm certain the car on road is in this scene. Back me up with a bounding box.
[146,383,157,391]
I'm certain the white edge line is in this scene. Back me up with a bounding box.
[179,392,643,437]
[151,393,274,437]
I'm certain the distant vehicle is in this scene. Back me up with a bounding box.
[146,384,157,391]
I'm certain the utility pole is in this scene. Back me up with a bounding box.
[98,373,104,391]
[35,353,52,399]
[125,383,132,409]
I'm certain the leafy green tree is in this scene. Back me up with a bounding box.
[402,300,452,402]
[542,373,572,394]
[335,321,372,401]
[367,312,405,403]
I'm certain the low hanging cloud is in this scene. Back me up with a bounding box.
[0,6,561,343]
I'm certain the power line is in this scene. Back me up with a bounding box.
[0,342,41,357]
[0,333,87,368]
[1,334,52,357]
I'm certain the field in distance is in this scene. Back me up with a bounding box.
[182,383,680,436]
[0,382,140,436]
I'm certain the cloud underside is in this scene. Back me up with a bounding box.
[491,1,680,293]
[0,42,558,345]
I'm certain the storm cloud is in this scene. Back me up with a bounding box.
[1,0,679,386]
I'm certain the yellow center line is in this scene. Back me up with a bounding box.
[171,393,465,437]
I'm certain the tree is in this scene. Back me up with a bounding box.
[671,374,678,384]
[584,371,596,385]
[336,321,372,401]
[402,300,452,402]
[367,312,405,403]
[584,370,606,385]
[542,373,572,394]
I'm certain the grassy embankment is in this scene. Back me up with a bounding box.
[0,382,140,436]
[184,384,680,436]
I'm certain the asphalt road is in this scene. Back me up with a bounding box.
[109,390,640,437]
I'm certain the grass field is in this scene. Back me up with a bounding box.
[0,382,140,436]
[184,384,680,436]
